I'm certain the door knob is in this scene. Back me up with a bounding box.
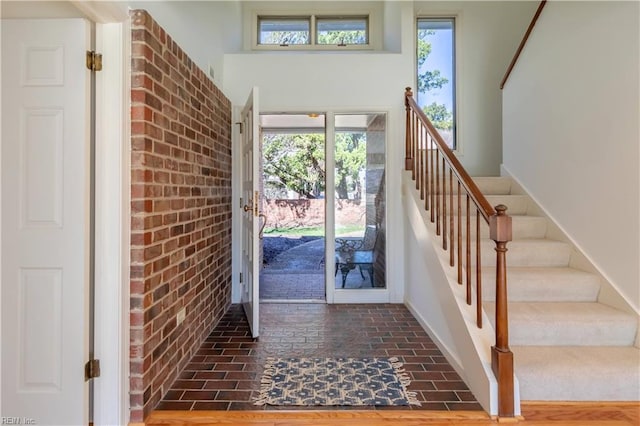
[243,204,252,212]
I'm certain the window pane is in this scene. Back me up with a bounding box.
[259,17,310,45]
[334,113,386,290]
[417,18,456,149]
[317,17,368,45]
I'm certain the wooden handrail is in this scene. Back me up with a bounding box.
[500,1,547,90]
[404,88,514,418]
[405,93,494,222]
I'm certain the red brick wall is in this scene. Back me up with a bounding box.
[129,10,232,421]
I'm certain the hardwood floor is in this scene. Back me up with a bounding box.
[144,402,640,425]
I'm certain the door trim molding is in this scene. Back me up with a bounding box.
[93,13,130,426]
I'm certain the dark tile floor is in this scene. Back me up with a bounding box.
[259,272,325,300]
[156,303,482,411]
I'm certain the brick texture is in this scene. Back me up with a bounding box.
[129,10,232,422]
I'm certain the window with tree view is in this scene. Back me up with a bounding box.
[317,17,368,45]
[259,17,310,45]
[417,18,456,148]
[258,15,369,47]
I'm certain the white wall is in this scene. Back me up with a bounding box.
[222,1,537,302]
[0,1,86,18]
[414,1,539,176]
[224,1,415,303]
[503,1,640,311]
[127,1,242,87]
[403,173,510,416]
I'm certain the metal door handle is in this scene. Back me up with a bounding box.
[243,198,253,213]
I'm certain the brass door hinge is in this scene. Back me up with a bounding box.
[86,51,103,71]
[85,359,101,381]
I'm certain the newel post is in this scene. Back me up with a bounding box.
[405,87,413,171]
[489,204,515,418]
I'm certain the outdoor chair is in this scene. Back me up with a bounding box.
[335,225,377,288]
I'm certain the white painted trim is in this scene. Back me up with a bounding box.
[231,106,243,304]
[414,7,465,157]
[70,1,129,23]
[93,18,130,426]
[0,12,4,415]
[405,300,463,373]
[244,4,383,51]
[325,112,336,304]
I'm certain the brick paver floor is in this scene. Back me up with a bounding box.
[156,303,483,411]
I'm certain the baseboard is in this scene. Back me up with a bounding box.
[404,300,465,375]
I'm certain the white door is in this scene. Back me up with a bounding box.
[1,19,90,424]
[240,88,260,338]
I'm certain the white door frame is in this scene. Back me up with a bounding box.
[66,3,131,424]
[0,4,130,423]
[231,107,393,305]
[93,18,131,426]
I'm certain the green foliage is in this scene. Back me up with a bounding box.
[335,133,366,199]
[317,30,366,45]
[261,30,365,46]
[261,31,309,45]
[263,133,325,199]
[423,102,453,130]
[262,132,366,200]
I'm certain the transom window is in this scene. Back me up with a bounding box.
[258,15,369,47]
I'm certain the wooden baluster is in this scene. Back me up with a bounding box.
[413,113,422,179]
[490,205,514,418]
[466,194,471,305]
[435,151,441,235]
[442,160,447,249]
[404,87,413,171]
[419,125,425,199]
[413,115,422,189]
[424,132,430,211]
[476,209,482,328]
[449,169,454,267]
[457,182,462,284]
[430,137,435,222]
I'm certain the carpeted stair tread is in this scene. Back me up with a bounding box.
[482,267,600,302]
[484,302,637,346]
[479,239,571,267]
[485,195,529,215]
[512,345,640,401]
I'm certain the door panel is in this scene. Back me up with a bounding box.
[2,19,90,424]
[240,88,260,338]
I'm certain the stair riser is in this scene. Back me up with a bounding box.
[421,177,512,196]
[513,346,640,401]
[507,320,637,346]
[476,240,572,267]
[481,270,601,302]
[428,195,529,215]
[485,302,637,346]
[459,217,547,240]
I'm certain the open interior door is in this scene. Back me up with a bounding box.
[240,88,260,338]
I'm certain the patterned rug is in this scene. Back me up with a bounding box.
[254,357,421,407]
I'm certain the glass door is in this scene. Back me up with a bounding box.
[329,113,388,303]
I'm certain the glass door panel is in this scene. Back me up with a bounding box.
[333,113,386,290]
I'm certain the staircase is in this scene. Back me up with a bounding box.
[474,176,640,401]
